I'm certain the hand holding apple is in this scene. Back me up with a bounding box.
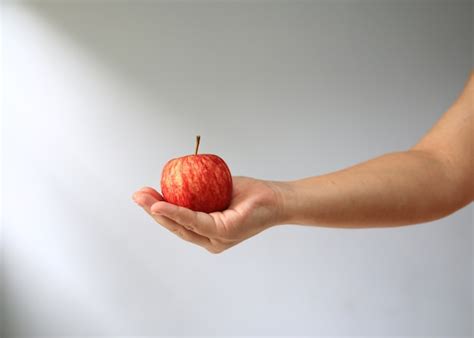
[160,136,233,213]
[132,138,288,253]
[133,177,287,253]
[133,135,289,253]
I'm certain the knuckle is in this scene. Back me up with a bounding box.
[191,213,198,227]
[182,224,194,231]
[171,227,183,237]
[176,206,194,228]
[175,209,185,224]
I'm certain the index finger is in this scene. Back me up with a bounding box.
[150,202,219,237]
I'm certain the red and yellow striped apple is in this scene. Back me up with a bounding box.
[160,136,233,213]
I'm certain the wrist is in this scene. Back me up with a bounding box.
[267,180,299,226]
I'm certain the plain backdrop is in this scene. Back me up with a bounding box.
[1,0,472,337]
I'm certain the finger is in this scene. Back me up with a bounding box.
[138,186,164,201]
[150,201,219,237]
[133,192,212,249]
[154,214,212,249]
[133,191,158,210]
[133,187,163,203]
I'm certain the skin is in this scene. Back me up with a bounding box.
[133,71,473,254]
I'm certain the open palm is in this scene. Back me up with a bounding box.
[133,176,284,253]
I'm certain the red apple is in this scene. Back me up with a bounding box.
[160,136,233,213]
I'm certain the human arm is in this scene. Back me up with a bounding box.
[283,71,473,227]
[133,71,473,253]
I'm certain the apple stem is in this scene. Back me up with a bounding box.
[194,135,201,155]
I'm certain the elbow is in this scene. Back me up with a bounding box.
[410,148,473,219]
[442,172,473,216]
[434,177,472,220]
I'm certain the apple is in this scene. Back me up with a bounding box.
[160,136,233,213]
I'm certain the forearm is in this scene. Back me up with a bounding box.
[276,150,471,228]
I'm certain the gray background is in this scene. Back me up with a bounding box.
[1,0,472,336]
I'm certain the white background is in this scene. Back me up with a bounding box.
[1,1,472,336]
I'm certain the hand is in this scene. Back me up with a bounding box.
[132,176,287,253]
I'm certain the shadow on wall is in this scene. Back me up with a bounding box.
[21,1,349,120]
[22,0,473,147]
[23,1,381,162]
[20,0,414,121]
[22,1,314,116]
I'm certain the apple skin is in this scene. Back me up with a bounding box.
[160,154,233,213]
